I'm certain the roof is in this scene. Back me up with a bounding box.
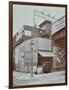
[38,51,54,57]
[39,20,52,27]
[24,25,41,31]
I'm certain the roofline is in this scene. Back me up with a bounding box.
[52,27,65,36]
[53,15,65,24]
[39,20,52,27]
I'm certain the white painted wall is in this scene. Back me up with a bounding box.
[15,37,52,62]
[37,38,52,51]
[14,37,52,71]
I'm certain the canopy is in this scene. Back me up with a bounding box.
[38,51,54,57]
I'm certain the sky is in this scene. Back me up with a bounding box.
[13,4,65,36]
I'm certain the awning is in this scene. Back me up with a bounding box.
[38,51,54,57]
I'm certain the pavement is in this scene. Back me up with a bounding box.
[13,70,65,86]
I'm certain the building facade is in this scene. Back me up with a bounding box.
[13,16,66,73]
[52,16,66,71]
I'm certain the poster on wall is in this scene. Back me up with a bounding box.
[9,1,67,88]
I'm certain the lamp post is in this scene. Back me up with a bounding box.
[30,39,35,78]
[22,28,25,72]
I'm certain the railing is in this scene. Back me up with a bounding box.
[52,16,65,34]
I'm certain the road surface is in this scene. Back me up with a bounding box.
[13,70,65,86]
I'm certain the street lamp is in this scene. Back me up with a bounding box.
[30,39,35,78]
